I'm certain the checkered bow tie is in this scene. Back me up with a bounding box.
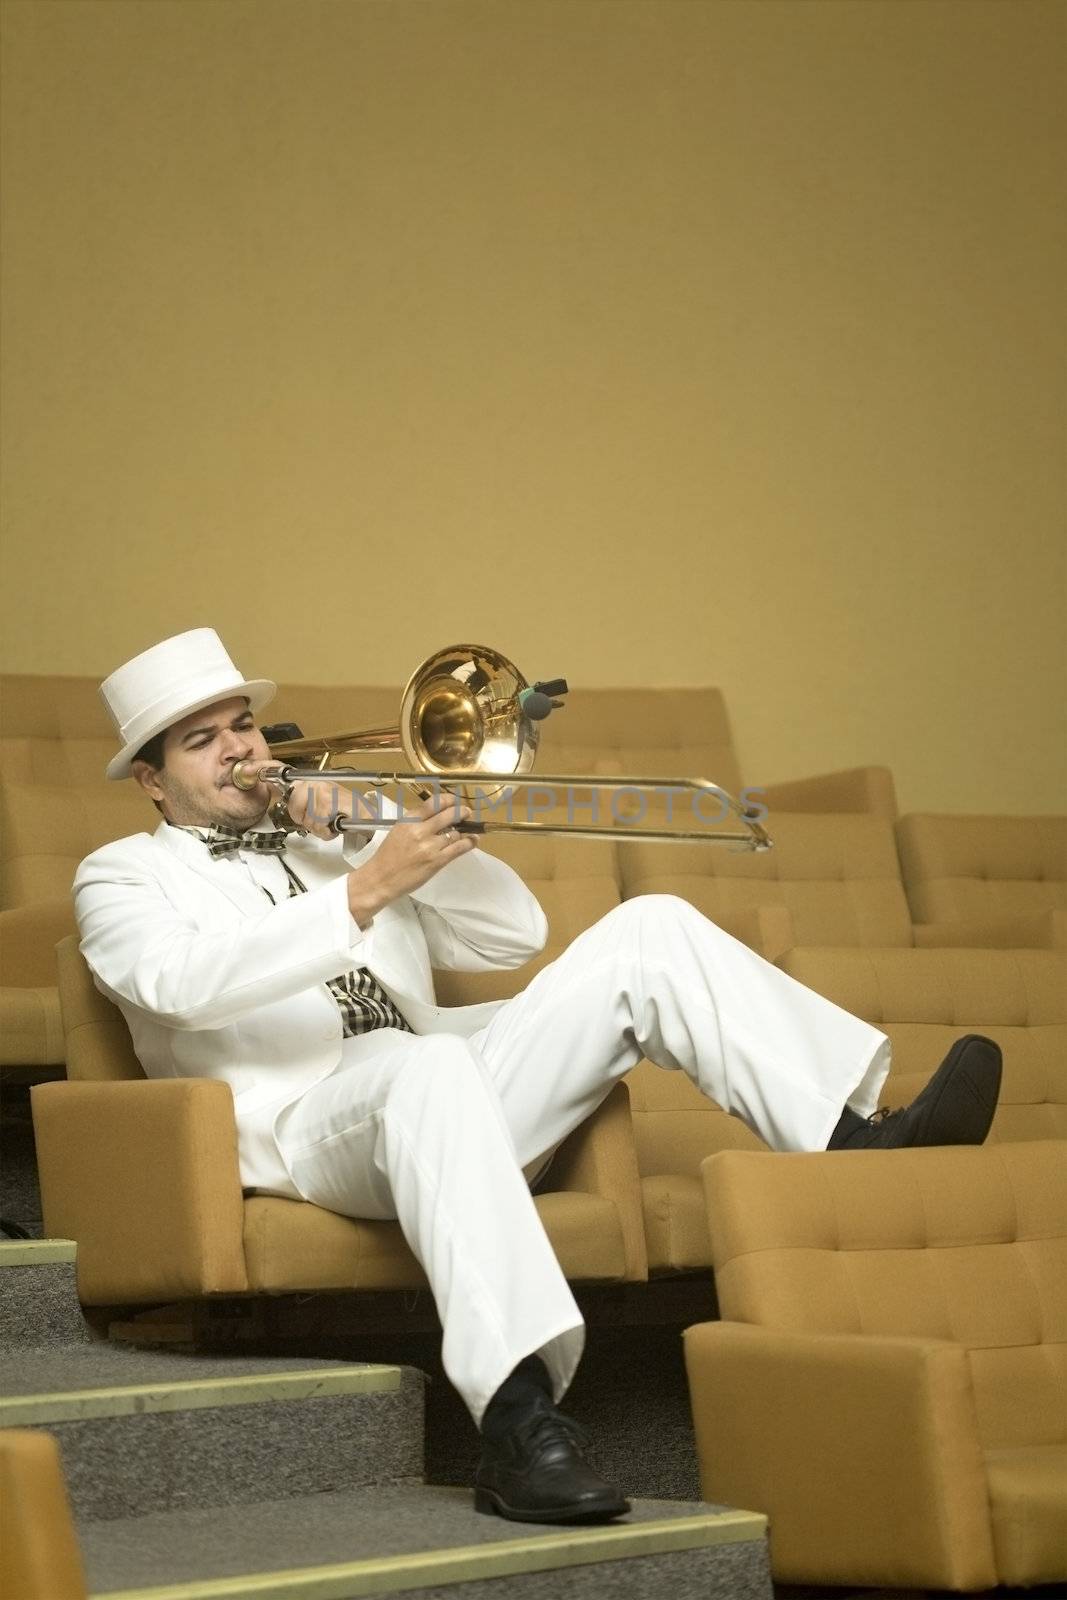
[199,826,291,861]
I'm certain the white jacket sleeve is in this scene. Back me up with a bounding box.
[75,843,366,1032]
[408,849,549,971]
[338,797,549,972]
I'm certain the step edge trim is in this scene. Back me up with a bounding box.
[88,1511,768,1600]
[0,1238,77,1265]
[1,1365,403,1425]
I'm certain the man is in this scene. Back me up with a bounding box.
[75,628,1002,1525]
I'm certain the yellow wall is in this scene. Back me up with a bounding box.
[1,0,1063,812]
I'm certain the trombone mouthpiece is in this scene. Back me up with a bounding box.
[230,760,262,791]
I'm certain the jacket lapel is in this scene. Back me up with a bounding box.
[152,820,269,916]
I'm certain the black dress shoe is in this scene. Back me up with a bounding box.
[828,1034,1002,1150]
[475,1395,631,1524]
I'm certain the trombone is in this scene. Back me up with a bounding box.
[232,644,772,852]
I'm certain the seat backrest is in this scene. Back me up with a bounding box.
[625,1058,769,1176]
[619,813,914,949]
[897,813,1067,926]
[705,1142,1067,1451]
[537,687,744,795]
[259,684,400,745]
[0,675,115,784]
[781,946,1067,1143]
[432,833,621,1006]
[0,736,120,785]
[55,935,143,1081]
[0,783,154,909]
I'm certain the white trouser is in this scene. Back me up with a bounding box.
[271,896,890,1424]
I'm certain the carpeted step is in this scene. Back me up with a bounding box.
[78,1482,772,1599]
[0,1238,91,1348]
[2,1342,424,1520]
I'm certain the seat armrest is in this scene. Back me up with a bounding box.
[683,1321,997,1590]
[762,765,897,819]
[0,900,78,986]
[546,1081,648,1282]
[914,909,1066,949]
[0,1430,88,1600]
[31,1079,248,1304]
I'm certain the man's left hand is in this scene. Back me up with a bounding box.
[283,775,369,840]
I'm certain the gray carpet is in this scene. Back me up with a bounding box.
[244,1316,706,1503]
[50,1366,426,1521]
[382,1544,772,1600]
[0,1260,91,1347]
[776,1588,1067,1600]
[78,1483,770,1597]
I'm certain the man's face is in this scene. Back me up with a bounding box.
[131,697,275,829]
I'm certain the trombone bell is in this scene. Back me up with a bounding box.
[400,645,539,778]
[266,644,542,784]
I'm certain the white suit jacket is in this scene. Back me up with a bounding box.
[74,820,548,1187]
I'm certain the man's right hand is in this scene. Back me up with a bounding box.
[347,793,477,928]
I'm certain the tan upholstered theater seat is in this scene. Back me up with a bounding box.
[625,939,1066,1274]
[0,1429,87,1600]
[31,938,647,1307]
[619,813,914,964]
[0,902,76,1067]
[898,812,1067,948]
[0,674,116,784]
[780,946,1067,1144]
[538,687,745,793]
[685,1142,1067,1589]
[0,675,161,1068]
[0,782,154,909]
[618,818,919,1273]
[433,833,621,1006]
[0,782,154,1069]
[611,776,909,1273]
[625,1060,768,1274]
[0,673,150,1070]
[536,685,897,818]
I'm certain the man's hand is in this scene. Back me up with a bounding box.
[282,774,365,841]
[347,793,477,928]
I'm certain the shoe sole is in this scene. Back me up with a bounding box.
[915,1034,1003,1146]
[474,1485,632,1523]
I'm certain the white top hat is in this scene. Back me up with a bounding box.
[101,628,276,780]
